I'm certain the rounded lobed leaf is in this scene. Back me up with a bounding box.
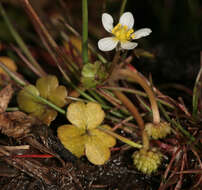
[17,85,41,113]
[85,135,110,165]
[85,102,105,129]
[17,85,59,125]
[81,63,97,78]
[57,124,86,157]
[67,102,87,129]
[36,75,58,99]
[90,125,116,148]
[81,77,98,89]
[48,85,67,107]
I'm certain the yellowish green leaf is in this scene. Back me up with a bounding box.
[30,107,57,126]
[85,135,110,165]
[40,109,57,126]
[17,75,65,125]
[36,75,58,99]
[48,85,67,107]
[67,102,87,129]
[58,124,85,138]
[90,126,116,148]
[57,124,86,157]
[17,85,40,113]
[85,102,105,129]
[0,56,17,75]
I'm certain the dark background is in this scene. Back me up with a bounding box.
[1,0,202,95]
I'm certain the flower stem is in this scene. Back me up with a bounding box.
[109,55,150,149]
[82,0,88,64]
[120,0,127,16]
[98,126,142,149]
[109,51,120,74]
[120,69,160,124]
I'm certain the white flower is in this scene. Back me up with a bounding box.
[98,12,152,51]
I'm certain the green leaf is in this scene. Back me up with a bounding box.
[36,75,58,99]
[81,76,98,89]
[81,62,108,89]
[82,63,97,78]
[17,84,59,125]
[17,85,40,113]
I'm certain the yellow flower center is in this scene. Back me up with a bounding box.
[111,23,135,42]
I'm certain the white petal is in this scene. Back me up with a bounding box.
[98,37,118,51]
[119,12,134,29]
[133,28,152,39]
[121,41,138,50]
[102,13,114,32]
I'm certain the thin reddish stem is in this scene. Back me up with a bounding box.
[15,154,54,158]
